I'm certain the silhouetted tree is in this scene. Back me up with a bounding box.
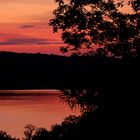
[32,128,50,140]
[50,0,140,58]
[23,124,36,140]
[50,115,81,140]
[60,89,100,113]
[0,130,19,140]
[50,112,103,140]
[23,125,51,140]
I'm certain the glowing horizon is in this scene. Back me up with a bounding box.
[0,89,62,94]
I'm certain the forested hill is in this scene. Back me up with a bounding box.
[0,51,139,89]
[0,51,96,89]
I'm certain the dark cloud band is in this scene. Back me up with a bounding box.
[20,24,35,29]
[0,37,63,46]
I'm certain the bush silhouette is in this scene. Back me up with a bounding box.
[0,130,19,140]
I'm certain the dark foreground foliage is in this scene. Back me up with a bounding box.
[0,52,139,139]
[0,131,19,140]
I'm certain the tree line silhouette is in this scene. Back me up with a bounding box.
[0,51,140,90]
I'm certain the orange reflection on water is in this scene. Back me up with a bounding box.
[0,90,80,138]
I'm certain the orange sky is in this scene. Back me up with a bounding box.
[0,0,132,55]
[0,0,65,55]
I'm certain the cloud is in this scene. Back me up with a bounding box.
[20,24,35,29]
[0,37,63,46]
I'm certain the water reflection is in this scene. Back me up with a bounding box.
[0,90,79,138]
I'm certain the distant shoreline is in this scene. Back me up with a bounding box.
[0,89,61,96]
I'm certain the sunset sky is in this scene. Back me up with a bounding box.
[0,0,64,54]
[0,0,132,55]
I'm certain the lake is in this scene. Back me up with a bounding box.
[0,90,80,139]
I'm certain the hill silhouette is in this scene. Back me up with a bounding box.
[0,51,139,90]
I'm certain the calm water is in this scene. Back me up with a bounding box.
[0,90,79,138]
